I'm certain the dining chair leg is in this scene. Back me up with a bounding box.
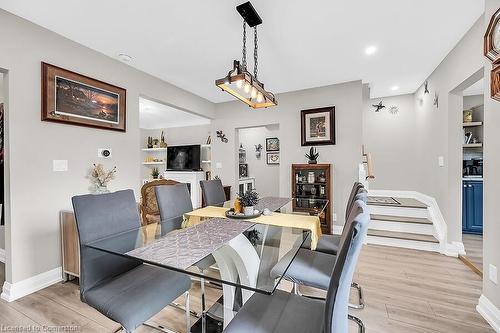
[349,282,365,309]
[200,274,207,333]
[348,314,365,333]
[185,291,191,333]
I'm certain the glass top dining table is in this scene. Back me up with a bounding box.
[85,196,329,295]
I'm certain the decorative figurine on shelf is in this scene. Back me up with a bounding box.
[151,167,160,179]
[238,189,260,216]
[305,147,319,164]
[160,131,167,148]
[88,163,116,194]
[147,136,153,149]
[255,144,263,158]
[152,138,159,148]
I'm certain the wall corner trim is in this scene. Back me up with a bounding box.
[0,248,5,263]
[1,266,62,302]
[477,294,500,332]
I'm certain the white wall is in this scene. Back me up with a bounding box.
[483,0,500,314]
[0,9,215,284]
[212,80,363,228]
[238,125,280,197]
[363,93,420,191]
[413,16,484,245]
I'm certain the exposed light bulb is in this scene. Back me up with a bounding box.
[251,87,257,99]
[256,92,264,103]
[364,46,377,55]
[236,79,243,89]
[244,82,251,93]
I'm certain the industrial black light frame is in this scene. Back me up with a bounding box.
[215,1,277,108]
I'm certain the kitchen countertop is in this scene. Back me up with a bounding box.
[463,177,483,181]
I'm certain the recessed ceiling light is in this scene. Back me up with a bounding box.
[365,46,377,55]
[391,86,400,91]
[117,53,132,62]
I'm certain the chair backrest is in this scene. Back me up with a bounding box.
[155,183,193,233]
[72,190,142,297]
[200,179,226,207]
[344,182,365,222]
[140,179,179,225]
[324,200,370,333]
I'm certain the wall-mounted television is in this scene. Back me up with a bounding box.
[167,145,201,171]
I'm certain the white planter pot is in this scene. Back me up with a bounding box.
[243,206,255,216]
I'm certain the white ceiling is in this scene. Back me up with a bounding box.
[139,98,210,129]
[0,0,484,101]
[463,78,484,96]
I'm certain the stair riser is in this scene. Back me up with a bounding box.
[368,205,429,219]
[366,236,440,253]
[369,220,434,235]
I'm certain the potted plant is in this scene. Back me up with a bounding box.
[151,167,160,179]
[305,147,319,164]
[238,189,259,216]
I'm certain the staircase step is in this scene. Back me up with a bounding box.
[367,229,439,243]
[367,196,428,209]
[370,214,433,225]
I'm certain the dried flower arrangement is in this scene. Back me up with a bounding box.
[88,164,116,192]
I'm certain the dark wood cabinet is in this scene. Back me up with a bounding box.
[292,164,332,234]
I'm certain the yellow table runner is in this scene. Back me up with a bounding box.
[185,206,322,250]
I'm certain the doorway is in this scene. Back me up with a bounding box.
[0,70,6,286]
[236,124,280,197]
[460,77,484,276]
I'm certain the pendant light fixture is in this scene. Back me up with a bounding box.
[215,1,277,108]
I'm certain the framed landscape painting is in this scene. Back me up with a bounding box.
[41,62,126,131]
[300,106,335,146]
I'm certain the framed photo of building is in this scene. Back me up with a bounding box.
[41,62,126,132]
[300,106,335,146]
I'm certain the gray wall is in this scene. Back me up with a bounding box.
[412,17,483,245]
[0,72,3,250]
[238,125,280,198]
[212,80,363,227]
[0,9,215,284]
[483,0,500,312]
[363,93,420,191]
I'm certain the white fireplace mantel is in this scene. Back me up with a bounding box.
[163,171,205,208]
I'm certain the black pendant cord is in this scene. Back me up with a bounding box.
[242,20,247,71]
[254,26,258,80]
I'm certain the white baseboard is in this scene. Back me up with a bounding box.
[477,294,500,332]
[0,248,5,263]
[1,266,62,302]
[332,224,343,235]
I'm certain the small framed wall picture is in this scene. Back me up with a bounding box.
[266,137,280,151]
[267,152,280,165]
[301,106,335,146]
[41,62,126,132]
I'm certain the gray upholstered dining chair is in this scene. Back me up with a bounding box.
[72,189,192,333]
[300,182,367,309]
[155,184,219,321]
[200,179,226,207]
[302,182,364,254]
[224,200,370,333]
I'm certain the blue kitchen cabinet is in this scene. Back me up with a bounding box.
[462,180,483,234]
